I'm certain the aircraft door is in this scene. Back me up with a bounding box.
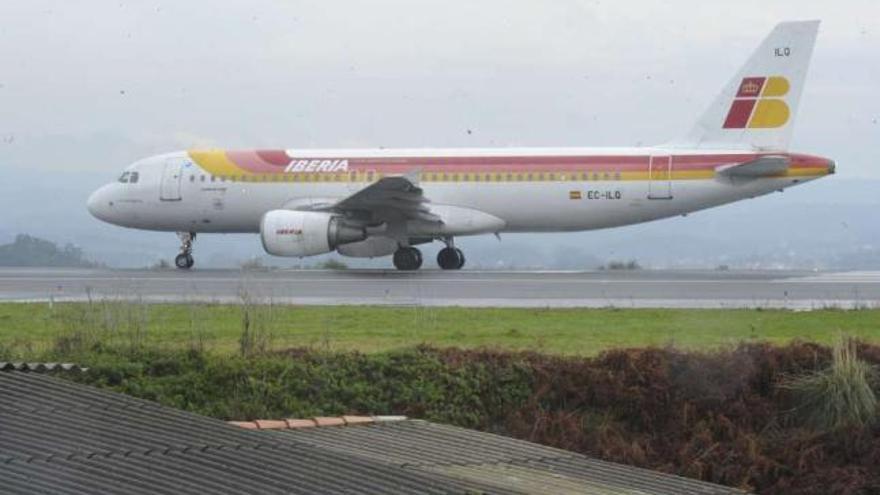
[160,158,185,201]
[647,155,673,200]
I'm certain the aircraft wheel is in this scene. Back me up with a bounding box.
[175,232,196,270]
[437,247,464,270]
[393,247,422,271]
[175,253,194,270]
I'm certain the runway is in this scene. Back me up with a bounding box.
[0,267,878,309]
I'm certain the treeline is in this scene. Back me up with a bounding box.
[0,234,97,267]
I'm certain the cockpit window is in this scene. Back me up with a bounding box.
[129,171,139,183]
[118,171,130,183]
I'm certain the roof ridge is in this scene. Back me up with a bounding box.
[0,362,87,372]
[228,415,408,430]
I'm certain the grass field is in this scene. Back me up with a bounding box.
[1,301,878,358]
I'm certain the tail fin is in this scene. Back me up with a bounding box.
[678,20,819,151]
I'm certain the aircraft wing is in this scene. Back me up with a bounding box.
[326,174,441,223]
[716,155,790,178]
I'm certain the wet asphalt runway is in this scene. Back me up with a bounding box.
[0,267,878,309]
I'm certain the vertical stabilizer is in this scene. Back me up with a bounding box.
[677,21,819,151]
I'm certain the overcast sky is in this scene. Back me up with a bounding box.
[1,0,877,177]
[0,1,878,269]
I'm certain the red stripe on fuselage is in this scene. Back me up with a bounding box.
[297,154,768,173]
[220,151,829,174]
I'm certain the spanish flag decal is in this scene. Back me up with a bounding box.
[723,76,790,129]
[569,190,582,200]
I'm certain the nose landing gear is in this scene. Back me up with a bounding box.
[174,232,196,270]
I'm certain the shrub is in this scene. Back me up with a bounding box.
[782,336,878,431]
[318,259,349,270]
[604,259,642,270]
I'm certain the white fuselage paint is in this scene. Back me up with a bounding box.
[86,147,828,237]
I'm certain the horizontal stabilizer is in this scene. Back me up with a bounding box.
[716,155,790,177]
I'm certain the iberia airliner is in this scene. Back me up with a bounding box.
[88,21,833,270]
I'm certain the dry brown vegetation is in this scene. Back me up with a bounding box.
[484,342,880,494]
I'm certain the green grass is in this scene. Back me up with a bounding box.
[1,302,879,359]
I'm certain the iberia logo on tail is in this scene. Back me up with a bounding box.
[723,76,790,129]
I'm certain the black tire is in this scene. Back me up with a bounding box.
[393,247,422,271]
[437,247,462,270]
[454,248,465,269]
[175,254,193,270]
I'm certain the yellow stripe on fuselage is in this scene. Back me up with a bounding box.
[182,160,829,183]
[188,150,246,177]
[784,166,829,177]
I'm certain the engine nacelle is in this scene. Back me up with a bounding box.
[337,236,399,258]
[260,210,365,257]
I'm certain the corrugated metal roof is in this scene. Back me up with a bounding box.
[0,372,482,494]
[272,419,747,495]
[0,371,748,494]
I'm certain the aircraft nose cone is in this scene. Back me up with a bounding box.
[86,190,100,217]
[87,185,113,222]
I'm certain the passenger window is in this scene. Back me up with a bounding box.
[200,175,205,182]
[189,175,195,182]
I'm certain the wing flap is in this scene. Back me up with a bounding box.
[331,175,441,223]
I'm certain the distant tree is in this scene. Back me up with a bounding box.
[602,259,642,271]
[317,259,349,270]
[0,234,97,267]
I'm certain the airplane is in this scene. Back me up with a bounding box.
[88,21,833,271]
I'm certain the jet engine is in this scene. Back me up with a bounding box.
[260,210,366,257]
[336,236,399,258]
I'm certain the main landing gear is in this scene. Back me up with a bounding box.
[174,232,195,270]
[392,246,423,271]
[437,246,465,270]
[437,237,465,270]
[391,240,466,271]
